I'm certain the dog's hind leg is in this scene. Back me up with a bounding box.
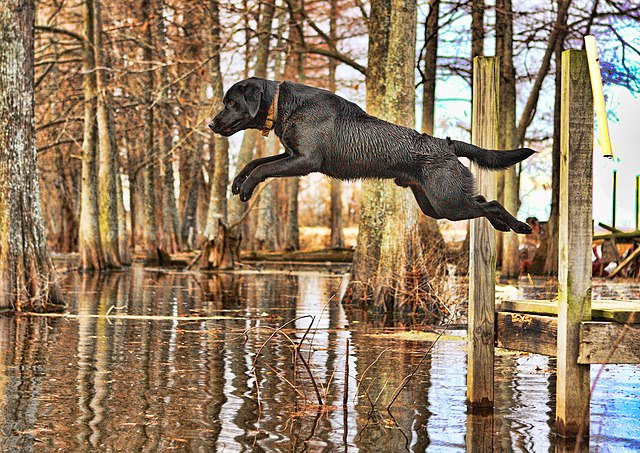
[232,152,291,194]
[418,169,530,233]
[395,177,443,218]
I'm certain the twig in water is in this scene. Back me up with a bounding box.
[386,321,452,411]
[296,316,324,406]
[353,348,388,407]
[343,338,350,408]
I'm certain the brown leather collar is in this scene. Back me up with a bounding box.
[262,84,281,137]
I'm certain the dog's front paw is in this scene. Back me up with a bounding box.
[239,190,252,202]
[232,175,247,195]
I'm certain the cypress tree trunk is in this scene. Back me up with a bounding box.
[141,0,160,263]
[94,0,122,267]
[198,0,234,269]
[497,0,519,277]
[541,0,569,276]
[178,19,205,250]
[283,0,303,252]
[345,0,422,310]
[0,0,65,312]
[156,0,180,254]
[227,0,276,254]
[327,0,344,249]
[420,0,445,243]
[254,6,287,252]
[78,0,105,270]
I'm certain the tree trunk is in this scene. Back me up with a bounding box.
[228,0,276,254]
[254,6,287,252]
[282,0,304,252]
[156,0,180,254]
[78,0,105,270]
[497,0,519,277]
[471,0,484,60]
[178,20,206,250]
[197,0,234,269]
[141,0,160,263]
[515,0,572,146]
[94,0,122,267]
[541,0,569,276]
[0,0,64,312]
[327,0,344,249]
[344,0,422,310]
[420,0,445,245]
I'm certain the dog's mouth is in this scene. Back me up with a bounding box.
[217,121,242,136]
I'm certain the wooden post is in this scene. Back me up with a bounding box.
[557,49,593,440]
[584,35,613,159]
[467,56,499,409]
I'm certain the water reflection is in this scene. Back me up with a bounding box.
[0,267,638,451]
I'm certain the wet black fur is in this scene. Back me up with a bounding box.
[209,77,535,234]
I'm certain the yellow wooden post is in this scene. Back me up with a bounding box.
[557,49,593,440]
[467,56,499,409]
[585,35,613,159]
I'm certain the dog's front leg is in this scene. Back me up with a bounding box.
[232,152,291,194]
[238,155,318,202]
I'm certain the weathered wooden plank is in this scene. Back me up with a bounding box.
[584,36,613,159]
[496,312,557,356]
[467,56,500,409]
[497,299,640,324]
[556,49,593,439]
[579,322,640,364]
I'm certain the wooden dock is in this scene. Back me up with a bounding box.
[466,50,639,447]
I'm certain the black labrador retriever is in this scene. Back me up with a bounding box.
[209,77,534,234]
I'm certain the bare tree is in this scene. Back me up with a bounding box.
[496,0,519,277]
[0,0,64,312]
[344,0,423,309]
[328,0,345,249]
[78,0,105,270]
[94,0,123,267]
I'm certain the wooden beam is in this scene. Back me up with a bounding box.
[467,56,499,409]
[556,49,593,440]
[496,312,557,356]
[593,230,640,241]
[597,222,622,233]
[496,314,640,364]
[497,299,640,324]
[579,322,640,364]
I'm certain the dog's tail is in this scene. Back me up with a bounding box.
[447,137,535,170]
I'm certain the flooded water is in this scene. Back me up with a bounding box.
[1,267,639,452]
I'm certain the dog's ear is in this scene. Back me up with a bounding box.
[243,84,262,118]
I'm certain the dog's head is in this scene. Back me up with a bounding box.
[209,78,264,136]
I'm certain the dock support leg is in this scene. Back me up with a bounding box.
[556,49,593,440]
[467,56,499,410]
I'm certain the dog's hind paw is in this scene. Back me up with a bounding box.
[513,221,533,234]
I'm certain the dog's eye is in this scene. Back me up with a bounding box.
[227,100,236,108]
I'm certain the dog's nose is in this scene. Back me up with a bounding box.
[208,121,216,131]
